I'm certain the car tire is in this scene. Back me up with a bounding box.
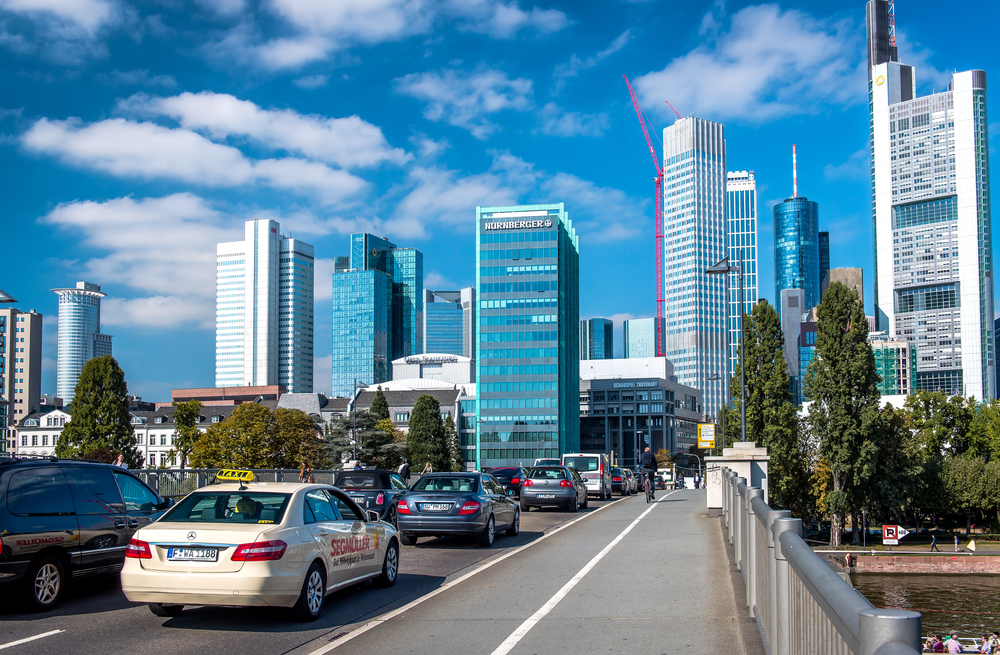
[23,555,64,612]
[148,603,184,617]
[581,493,589,509]
[567,497,578,513]
[519,499,531,513]
[478,515,495,547]
[506,509,520,537]
[290,562,326,622]
[388,508,398,530]
[373,539,399,588]
[400,533,418,546]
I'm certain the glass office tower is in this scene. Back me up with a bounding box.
[51,281,112,401]
[579,318,613,360]
[663,117,728,417]
[818,231,830,295]
[773,196,821,314]
[331,233,424,397]
[476,203,579,468]
[623,317,665,359]
[726,171,759,379]
[215,219,314,392]
[424,290,465,356]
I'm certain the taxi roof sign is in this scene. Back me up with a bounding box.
[216,469,254,483]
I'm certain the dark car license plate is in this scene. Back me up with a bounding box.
[350,495,366,505]
[537,494,555,499]
[421,503,450,511]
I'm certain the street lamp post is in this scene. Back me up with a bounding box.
[349,378,367,463]
[705,251,746,445]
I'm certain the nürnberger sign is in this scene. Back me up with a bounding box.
[484,219,552,231]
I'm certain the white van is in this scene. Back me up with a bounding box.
[561,453,612,499]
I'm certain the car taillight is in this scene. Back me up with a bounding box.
[231,540,287,562]
[511,478,520,485]
[613,477,622,482]
[126,538,152,559]
[522,479,533,487]
[459,501,481,515]
[376,493,384,505]
[397,501,411,514]
[559,480,574,488]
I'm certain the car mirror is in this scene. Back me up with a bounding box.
[507,489,515,496]
[366,510,381,522]
[157,497,175,510]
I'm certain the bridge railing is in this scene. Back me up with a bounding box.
[721,467,922,655]
[134,469,342,496]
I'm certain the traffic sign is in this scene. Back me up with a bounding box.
[697,424,715,449]
[882,525,910,546]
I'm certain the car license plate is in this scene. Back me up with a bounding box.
[350,496,366,505]
[167,547,218,562]
[421,503,450,511]
[537,494,555,499]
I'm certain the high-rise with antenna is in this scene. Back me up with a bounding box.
[868,1,994,399]
[792,144,798,197]
[773,145,821,314]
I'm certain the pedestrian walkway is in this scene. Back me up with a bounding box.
[308,489,765,655]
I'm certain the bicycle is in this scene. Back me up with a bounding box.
[644,473,654,503]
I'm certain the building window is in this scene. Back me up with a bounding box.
[395,412,410,422]
[21,436,27,446]
[42,435,48,446]
[212,415,221,423]
[137,435,144,445]
[31,435,37,446]
[149,453,156,466]
[160,436,168,446]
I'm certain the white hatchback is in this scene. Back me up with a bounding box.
[121,482,399,621]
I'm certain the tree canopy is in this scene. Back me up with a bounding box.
[407,395,450,472]
[189,404,322,469]
[56,355,140,468]
[168,399,203,469]
[370,387,390,422]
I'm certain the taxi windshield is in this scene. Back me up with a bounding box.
[161,492,291,524]
[411,476,478,493]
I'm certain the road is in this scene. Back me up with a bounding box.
[0,490,758,655]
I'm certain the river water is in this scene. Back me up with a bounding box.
[853,573,1000,639]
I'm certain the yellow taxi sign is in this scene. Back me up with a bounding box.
[697,424,716,449]
[216,469,254,483]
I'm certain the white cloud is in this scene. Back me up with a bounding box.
[394,67,533,139]
[895,29,952,92]
[99,69,177,88]
[538,102,610,137]
[256,34,333,69]
[541,172,646,242]
[445,0,567,39]
[553,29,630,92]
[424,271,456,289]
[128,91,409,168]
[634,4,864,122]
[293,74,328,89]
[409,133,450,159]
[22,116,367,205]
[0,0,115,33]
[824,148,868,181]
[38,194,235,329]
[313,354,332,395]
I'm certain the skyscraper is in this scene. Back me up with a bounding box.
[866,0,898,80]
[726,171,759,379]
[663,117,728,416]
[870,6,994,398]
[424,288,476,358]
[52,281,112,401]
[773,148,821,314]
[476,203,579,468]
[331,234,424,397]
[0,308,42,424]
[818,231,830,299]
[215,219,314,393]
[623,317,665,359]
[579,318,613,360]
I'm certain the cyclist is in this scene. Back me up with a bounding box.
[639,447,658,499]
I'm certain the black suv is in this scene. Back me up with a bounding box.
[0,456,172,611]
[333,469,408,527]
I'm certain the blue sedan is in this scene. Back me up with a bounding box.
[396,473,519,547]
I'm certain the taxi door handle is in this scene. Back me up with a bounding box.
[318,530,330,536]
[114,520,126,530]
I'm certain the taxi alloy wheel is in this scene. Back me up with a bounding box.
[26,556,63,610]
[506,509,520,537]
[374,539,399,588]
[478,516,495,547]
[292,563,326,621]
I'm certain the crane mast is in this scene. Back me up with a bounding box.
[623,75,664,357]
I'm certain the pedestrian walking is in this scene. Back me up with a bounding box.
[298,462,314,483]
[354,461,363,471]
[955,535,962,552]
[694,473,701,489]
[422,461,433,475]
[397,461,410,482]
[931,535,940,552]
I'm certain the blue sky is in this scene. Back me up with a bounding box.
[2,0,997,400]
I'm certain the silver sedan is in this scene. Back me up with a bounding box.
[518,466,588,512]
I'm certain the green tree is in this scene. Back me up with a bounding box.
[803,282,881,547]
[168,399,203,469]
[407,395,449,472]
[444,414,464,471]
[371,418,406,471]
[943,457,1000,534]
[275,408,329,469]
[189,404,314,469]
[370,387,390,422]
[56,356,140,468]
[323,411,392,468]
[905,391,976,458]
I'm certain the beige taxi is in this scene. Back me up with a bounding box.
[120,474,399,621]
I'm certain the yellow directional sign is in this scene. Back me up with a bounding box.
[698,424,715,449]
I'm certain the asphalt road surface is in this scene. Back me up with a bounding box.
[0,490,752,655]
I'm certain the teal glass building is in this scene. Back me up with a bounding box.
[331,234,423,397]
[623,317,664,359]
[579,318,613,360]
[773,196,820,315]
[475,203,579,468]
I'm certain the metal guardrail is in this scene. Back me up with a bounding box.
[134,469,343,496]
[721,467,922,655]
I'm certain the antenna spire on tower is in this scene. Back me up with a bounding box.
[792,144,798,198]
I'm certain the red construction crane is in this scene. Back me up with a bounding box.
[623,74,665,357]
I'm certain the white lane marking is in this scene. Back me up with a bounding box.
[0,630,65,650]
[489,492,675,655]
[308,497,624,654]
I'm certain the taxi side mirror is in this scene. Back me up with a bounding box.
[366,510,381,522]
